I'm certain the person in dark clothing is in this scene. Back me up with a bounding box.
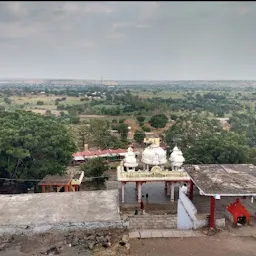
[140,200,144,210]
[146,193,149,199]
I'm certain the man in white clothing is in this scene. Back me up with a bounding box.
[181,183,188,195]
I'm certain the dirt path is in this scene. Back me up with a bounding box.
[124,118,140,136]
[130,236,256,256]
[1,232,256,256]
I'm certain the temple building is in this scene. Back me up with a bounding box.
[117,144,189,203]
[118,145,256,230]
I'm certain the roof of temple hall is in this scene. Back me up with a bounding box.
[185,164,256,196]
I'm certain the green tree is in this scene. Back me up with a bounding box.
[4,97,11,104]
[37,100,44,105]
[142,125,151,132]
[165,116,222,149]
[81,158,108,182]
[136,116,145,123]
[171,114,178,121]
[69,115,80,124]
[60,111,65,117]
[69,119,125,150]
[115,123,129,142]
[45,110,52,116]
[184,132,250,164]
[134,130,146,143]
[0,111,76,180]
[149,114,168,128]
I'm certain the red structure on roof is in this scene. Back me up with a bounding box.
[226,199,251,225]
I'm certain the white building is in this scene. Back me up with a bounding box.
[141,144,167,171]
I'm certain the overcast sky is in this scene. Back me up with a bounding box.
[1,1,256,80]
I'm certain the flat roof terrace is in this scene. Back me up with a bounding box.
[185,164,256,196]
[0,190,120,233]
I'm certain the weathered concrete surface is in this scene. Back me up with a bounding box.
[0,190,125,234]
[185,164,256,196]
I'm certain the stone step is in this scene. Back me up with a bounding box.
[129,229,203,239]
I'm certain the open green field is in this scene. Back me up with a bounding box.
[0,95,83,112]
[10,95,82,106]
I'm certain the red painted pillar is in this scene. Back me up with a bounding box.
[137,182,142,203]
[69,182,73,192]
[209,196,215,229]
[189,180,194,200]
[136,182,138,199]
[41,185,45,193]
[121,182,125,203]
[64,185,68,192]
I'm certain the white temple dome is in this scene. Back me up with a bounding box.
[142,144,167,165]
[169,146,179,162]
[172,148,185,168]
[123,147,138,168]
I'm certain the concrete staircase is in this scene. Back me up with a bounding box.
[128,214,177,230]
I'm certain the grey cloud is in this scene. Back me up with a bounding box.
[1,2,256,80]
[0,1,28,21]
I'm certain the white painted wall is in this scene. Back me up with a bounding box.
[177,199,194,229]
[177,188,197,229]
[177,188,225,229]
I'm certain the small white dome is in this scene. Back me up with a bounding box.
[172,149,185,168]
[169,146,179,162]
[124,147,138,168]
[142,144,167,165]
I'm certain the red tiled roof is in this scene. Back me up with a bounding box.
[72,148,133,158]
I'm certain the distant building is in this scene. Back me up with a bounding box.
[38,172,84,193]
[72,148,140,164]
[108,129,120,138]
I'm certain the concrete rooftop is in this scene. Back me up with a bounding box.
[0,190,120,227]
[185,164,256,196]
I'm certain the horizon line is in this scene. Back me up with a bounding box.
[1,78,256,82]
